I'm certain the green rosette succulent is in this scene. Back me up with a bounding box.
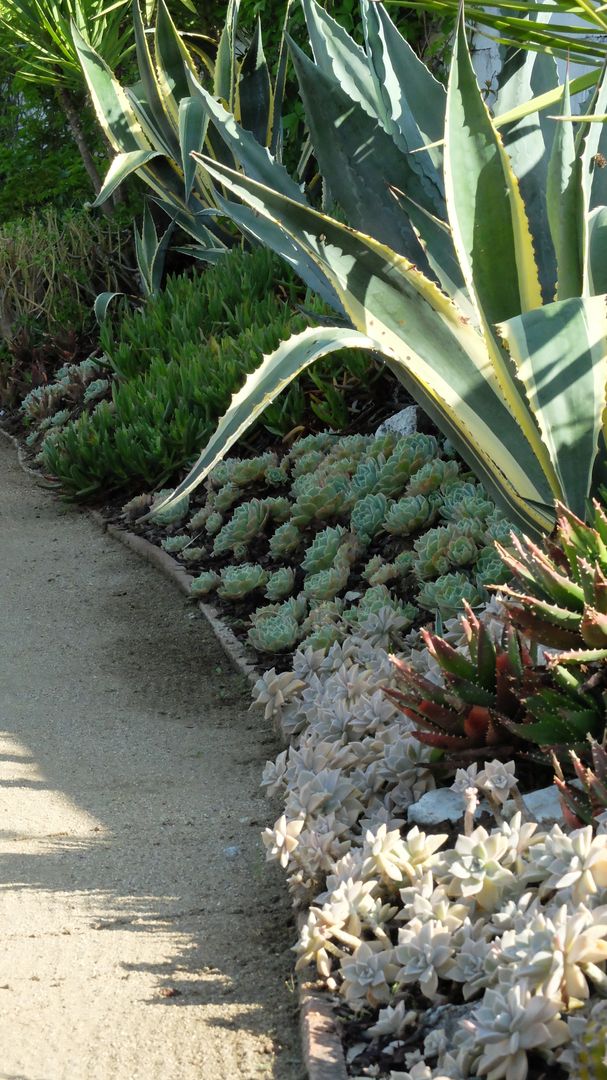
[384,494,437,537]
[213,482,240,514]
[248,611,301,653]
[269,520,302,559]
[161,534,190,554]
[265,567,296,601]
[150,489,190,527]
[350,492,391,543]
[301,525,347,574]
[407,458,460,497]
[217,563,269,600]
[213,498,271,556]
[191,571,221,597]
[205,511,224,536]
[417,572,484,617]
[303,552,351,602]
[230,452,278,486]
[291,477,354,527]
[376,434,439,497]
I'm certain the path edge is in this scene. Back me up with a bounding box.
[91,516,349,1080]
[1,425,348,1080]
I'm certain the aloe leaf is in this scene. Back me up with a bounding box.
[237,19,272,146]
[147,327,377,513]
[186,156,555,533]
[288,37,433,262]
[499,295,607,520]
[362,0,445,201]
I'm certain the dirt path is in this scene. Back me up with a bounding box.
[0,438,303,1080]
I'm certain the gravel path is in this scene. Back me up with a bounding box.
[0,438,303,1080]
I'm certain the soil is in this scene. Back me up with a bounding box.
[0,436,304,1080]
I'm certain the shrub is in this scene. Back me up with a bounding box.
[39,248,392,496]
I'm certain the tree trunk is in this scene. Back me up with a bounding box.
[55,86,103,197]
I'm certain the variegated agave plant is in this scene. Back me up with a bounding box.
[152,0,607,537]
[72,0,294,267]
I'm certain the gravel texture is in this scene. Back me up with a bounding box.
[0,437,303,1080]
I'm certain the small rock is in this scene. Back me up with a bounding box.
[375,406,418,439]
[223,844,241,859]
[407,787,466,826]
[521,784,563,824]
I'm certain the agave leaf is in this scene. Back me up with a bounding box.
[494,31,559,302]
[362,0,445,207]
[214,0,239,110]
[588,205,607,295]
[214,192,344,311]
[445,15,542,328]
[288,36,433,262]
[389,188,474,320]
[546,77,584,301]
[189,155,555,534]
[237,19,272,146]
[498,295,607,520]
[301,0,381,120]
[94,291,124,324]
[186,68,305,203]
[179,97,207,198]
[93,149,164,206]
[269,0,293,157]
[146,327,378,515]
[72,20,149,152]
[154,0,198,115]
[132,0,179,158]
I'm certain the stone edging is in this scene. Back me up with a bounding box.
[1,423,349,1080]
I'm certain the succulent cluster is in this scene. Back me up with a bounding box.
[177,431,512,654]
[21,355,109,459]
[257,626,607,1080]
[388,601,605,762]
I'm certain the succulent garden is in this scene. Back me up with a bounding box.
[5,0,607,1075]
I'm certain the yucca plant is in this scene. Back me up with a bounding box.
[72,0,293,260]
[385,603,605,762]
[151,0,607,538]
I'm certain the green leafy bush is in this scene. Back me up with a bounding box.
[40,248,392,496]
[0,207,134,408]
